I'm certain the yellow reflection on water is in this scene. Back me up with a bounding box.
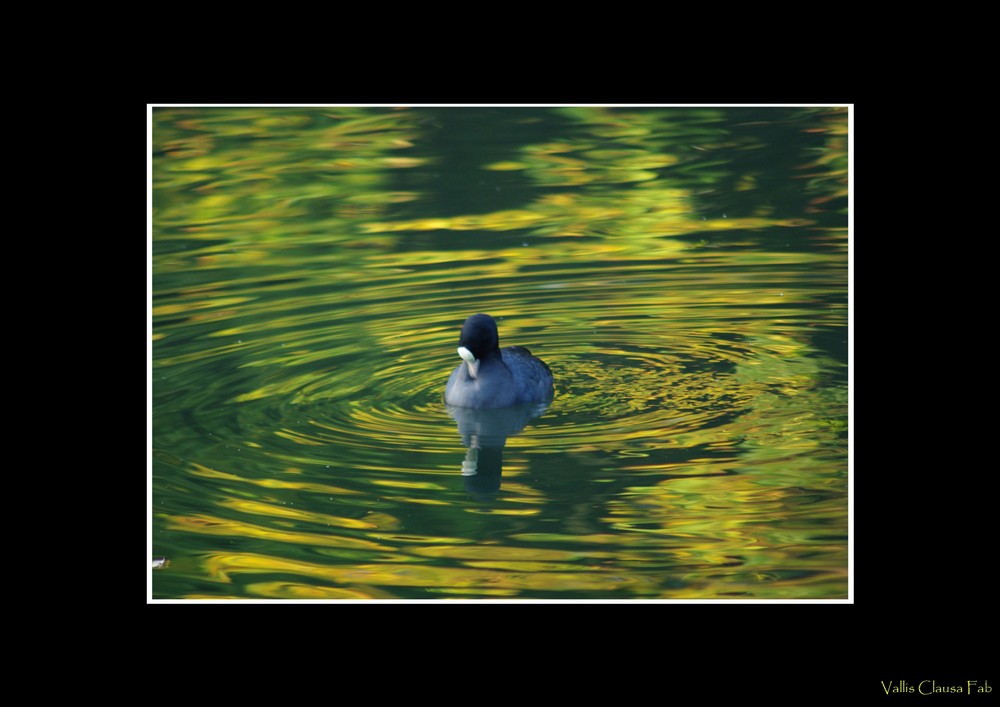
[411,544,612,562]
[188,463,361,496]
[241,582,388,600]
[153,107,848,600]
[167,514,389,551]
[215,498,379,529]
[198,551,662,596]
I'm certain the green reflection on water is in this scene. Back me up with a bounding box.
[152,106,848,600]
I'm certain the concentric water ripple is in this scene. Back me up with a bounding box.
[156,253,840,514]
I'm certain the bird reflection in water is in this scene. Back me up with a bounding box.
[445,402,550,498]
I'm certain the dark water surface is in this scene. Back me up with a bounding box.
[150,106,849,600]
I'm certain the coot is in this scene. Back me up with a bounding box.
[444,314,554,409]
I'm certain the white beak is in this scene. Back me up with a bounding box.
[457,346,479,379]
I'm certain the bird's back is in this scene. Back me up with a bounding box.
[501,346,553,404]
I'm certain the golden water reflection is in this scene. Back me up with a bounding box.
[152,106,848,600]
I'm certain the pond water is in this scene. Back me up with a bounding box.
[150,106,849,600]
